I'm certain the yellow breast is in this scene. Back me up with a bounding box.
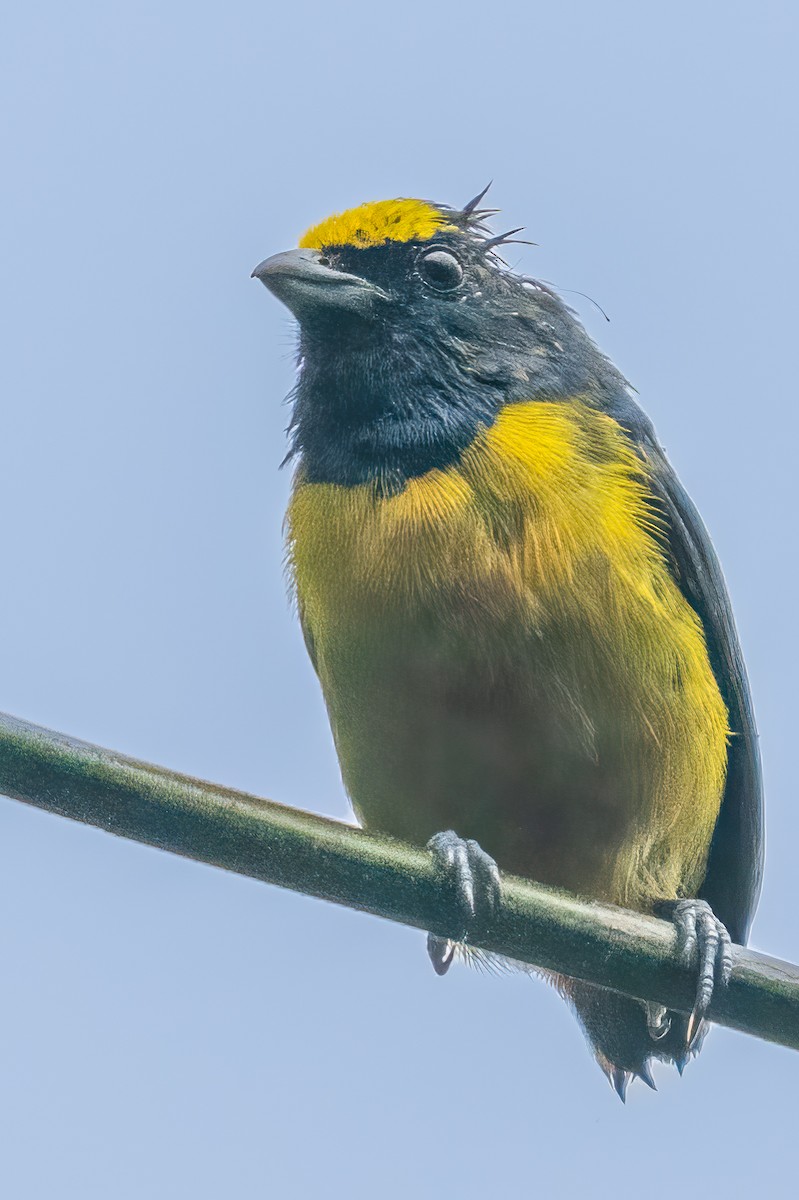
[287,400,729,910]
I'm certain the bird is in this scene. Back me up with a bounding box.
[252,188,764,1099]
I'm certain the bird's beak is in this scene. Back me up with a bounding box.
[251,247,389,322]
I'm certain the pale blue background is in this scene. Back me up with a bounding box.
[1,2,796,1196]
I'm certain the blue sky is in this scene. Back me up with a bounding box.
[1,3,797,1196]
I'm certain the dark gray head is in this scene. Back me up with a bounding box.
[253,190,631,489]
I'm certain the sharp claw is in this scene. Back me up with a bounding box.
[427,933,456,976]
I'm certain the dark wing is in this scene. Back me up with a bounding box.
[613,395,764,945]
[649,448,763,943]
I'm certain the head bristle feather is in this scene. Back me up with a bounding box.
[461,182,493,216]
[481,227,531,252]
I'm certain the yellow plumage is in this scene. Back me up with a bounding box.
[287,399,729,911]
[299,198,454,250]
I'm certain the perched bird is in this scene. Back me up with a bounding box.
[252,190,763,1098]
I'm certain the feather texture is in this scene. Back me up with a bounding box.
[287,398,729,910]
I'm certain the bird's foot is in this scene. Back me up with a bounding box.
[659,898,733,1045]
[645,1002,672,1042]
[426,831,502,977]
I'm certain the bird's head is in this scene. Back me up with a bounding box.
[253,188,626,488]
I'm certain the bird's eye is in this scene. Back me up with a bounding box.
[416,248,464,292]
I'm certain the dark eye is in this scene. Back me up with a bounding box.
[416,247,464,292]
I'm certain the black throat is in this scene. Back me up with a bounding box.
[288,319,506,489]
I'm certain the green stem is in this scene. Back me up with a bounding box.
[0,710,795,1049]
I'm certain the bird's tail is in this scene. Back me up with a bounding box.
[564,978,705,1100]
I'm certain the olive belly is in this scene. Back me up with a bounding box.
[321,629,644,903]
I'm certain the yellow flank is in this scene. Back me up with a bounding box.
[286,400,730,911]
[299,198,455,250]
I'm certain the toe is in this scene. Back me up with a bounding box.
[426,830,502,936]
[717,923,734,985]
[694,906,717,996]
[428,830,477,916]
[669,899,732,1039]
[672,902,699,967]
[464,839,502,909]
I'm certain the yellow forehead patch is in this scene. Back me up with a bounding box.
[299,198,455,250]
